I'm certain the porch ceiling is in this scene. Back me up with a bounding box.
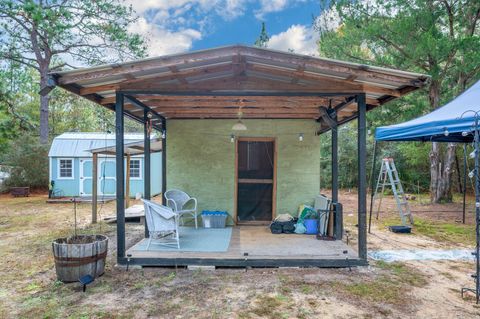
[50,45,429,132]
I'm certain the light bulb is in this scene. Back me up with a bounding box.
[444,128,449,136]
[230,134,235,143]
[298,133,304,142]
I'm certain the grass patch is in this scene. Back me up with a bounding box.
[375,261,428,287]
[239,294,290,319]
[344,280,401,303]
[440,271,455,280]
[413,218,475,245]
[154,271,176,287]
[380,216,475,245]
[339,262,427,306]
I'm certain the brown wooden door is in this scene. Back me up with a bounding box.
[235,138,276,224]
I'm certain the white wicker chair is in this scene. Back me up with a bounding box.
[142,199,180,250]
[164,189,198,228]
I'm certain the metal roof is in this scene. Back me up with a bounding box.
[89,137,162,155]
[48,132,155,157]
[50,45,430,132]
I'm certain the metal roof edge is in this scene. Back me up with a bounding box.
[49,44,429,81]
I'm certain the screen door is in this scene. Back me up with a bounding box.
[236,139,275,223]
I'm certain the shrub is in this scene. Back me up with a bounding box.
[2,134,49,189]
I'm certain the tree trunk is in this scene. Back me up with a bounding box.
[429,80,457,203]
[430,143,457,202]
[39,69,49,144]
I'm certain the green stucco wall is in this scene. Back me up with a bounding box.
[167,119,320,222]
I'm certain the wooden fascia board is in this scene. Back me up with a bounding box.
[81,63,233,95]
[57,46,240,85]
[247,63,402,97]
[239,46,426,87]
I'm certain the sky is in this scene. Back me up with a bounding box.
[125,0,322,57]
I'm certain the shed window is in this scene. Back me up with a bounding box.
[130,159,141,178]
[59,159,73,178]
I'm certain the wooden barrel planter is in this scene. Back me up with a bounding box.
[52,235,108,283]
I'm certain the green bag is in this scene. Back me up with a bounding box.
[295,205,316,234]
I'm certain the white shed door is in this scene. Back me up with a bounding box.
[79,159,93,196]
[79,158,117,196]
[98,159,116,196]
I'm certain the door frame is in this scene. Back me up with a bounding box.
[234,137,277,225]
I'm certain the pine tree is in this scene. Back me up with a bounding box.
[254,22,270,48]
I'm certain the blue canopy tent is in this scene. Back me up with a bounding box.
[373,79,480,303]
[375,80,480,142]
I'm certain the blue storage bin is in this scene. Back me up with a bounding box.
[304,219,318,234]
[201,211,228,228]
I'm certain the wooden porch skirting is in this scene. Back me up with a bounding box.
[124,226,365,268]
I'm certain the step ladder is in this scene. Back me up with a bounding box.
[373,158,414,225]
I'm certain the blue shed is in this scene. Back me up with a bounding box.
[48,132,162,198]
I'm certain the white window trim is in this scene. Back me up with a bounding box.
[49,157,52,182]
[129,158,142,180]
[57,158,74,180]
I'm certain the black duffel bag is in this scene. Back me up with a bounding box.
[270,218,297,234]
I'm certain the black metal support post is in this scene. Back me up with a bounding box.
[357,93,368,260]
[463,144,467,224]
[144,109,151,238]
[161,119,167,205]
[332,120,342,239]
[115,92,126,260]
[368,140,378,233]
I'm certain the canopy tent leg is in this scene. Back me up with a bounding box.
[368,140,378,233]
[463,118,480,303]
[463,144,467,224]
[475,122,480,304]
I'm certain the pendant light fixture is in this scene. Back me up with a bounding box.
[232,119,247,131]
[232,99,247,131]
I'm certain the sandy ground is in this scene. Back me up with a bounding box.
[0,191,479,318]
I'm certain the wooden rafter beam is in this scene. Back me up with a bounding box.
[140,100,324,108]
[290,64,305,84]
[239,46,427,87]
[168,65,188,84]
[151,108,320,115]
[247,63,402,97]
[116,74,369,93]
[100,94,343,106]
[164,113,318,119]
[58,46,238,85]
[232,54,246,76]
[80,63,233,95]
